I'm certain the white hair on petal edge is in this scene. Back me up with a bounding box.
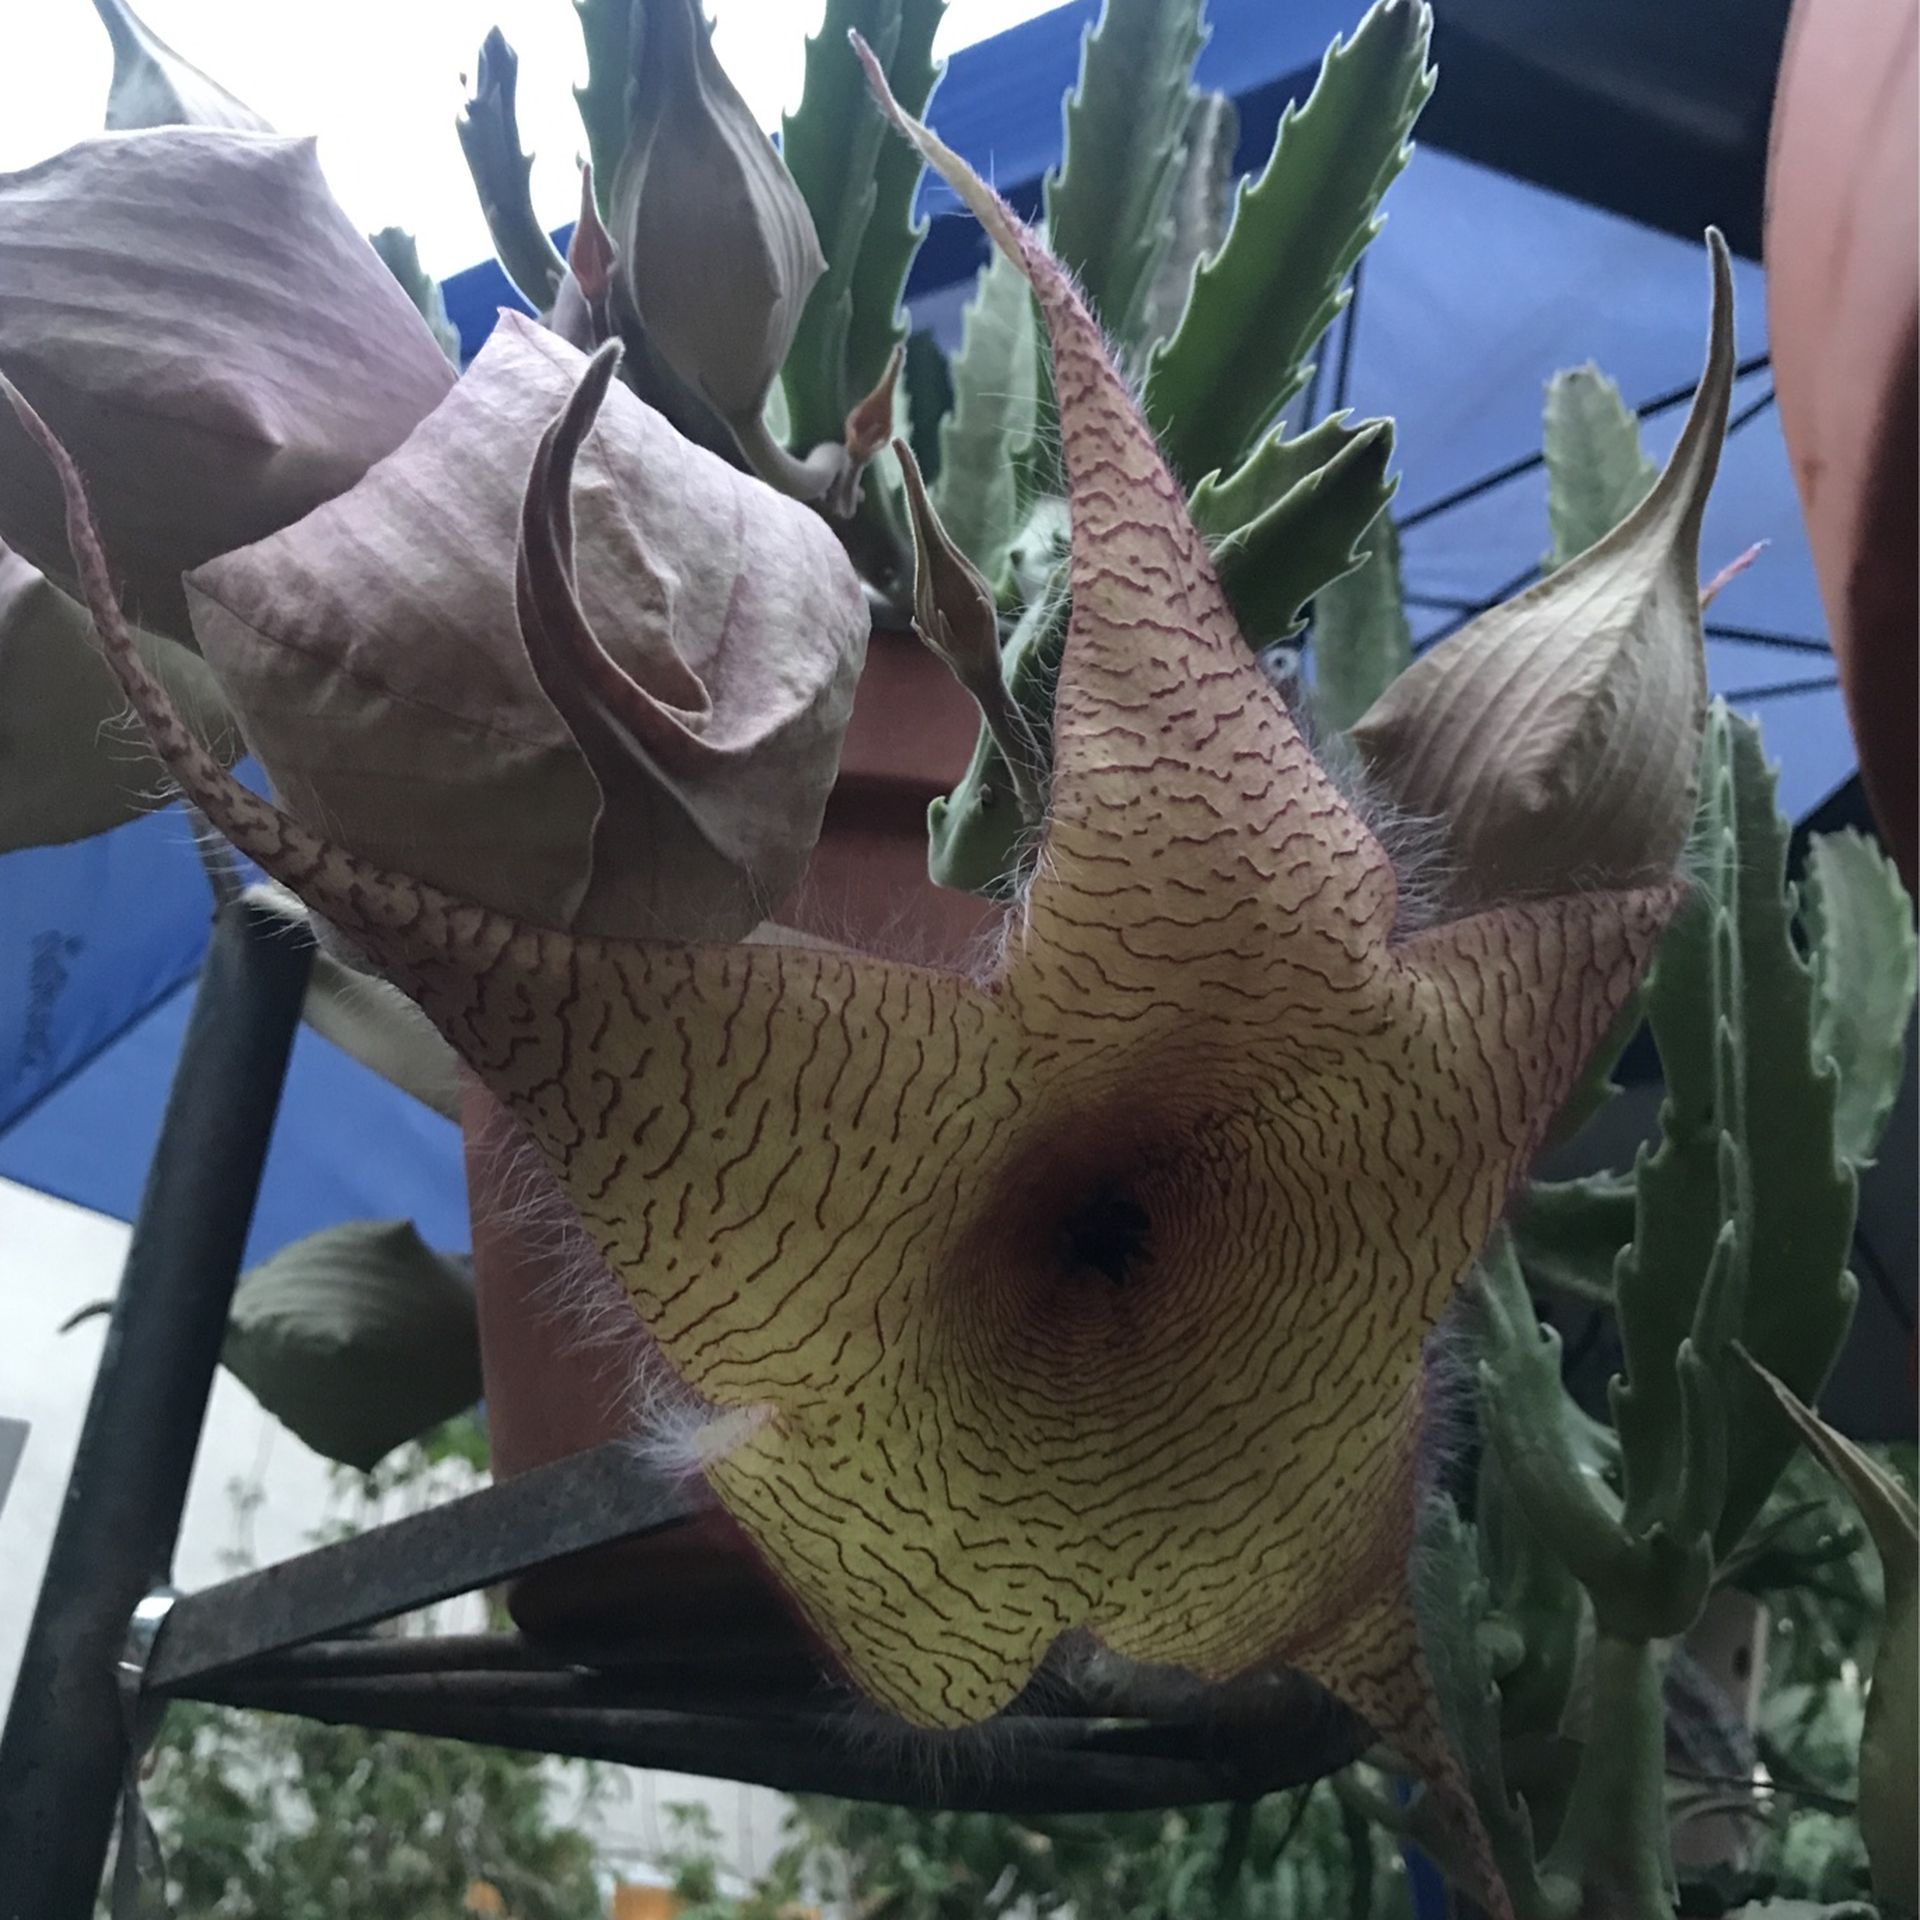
[463,1086,745,1496]
[1297,704,1459,940]
[634,1399,771,1482]
[1417,1282,1487,1506]
[802,1657,1100,1809]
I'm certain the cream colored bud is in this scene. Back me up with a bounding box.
[1350,233,1736,907]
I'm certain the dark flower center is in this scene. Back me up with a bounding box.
[1057,1181,1152,1287]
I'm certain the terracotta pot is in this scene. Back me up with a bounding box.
[473,628,996,1646]
[1765,0,1919,883]
[783,625,999,965]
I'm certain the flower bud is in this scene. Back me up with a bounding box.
[0,131,455,642]
[547,164,617,352]
[896,438,1044,825]
[1350,233,1735,907]
[611,0,826,424]
[184,314,867,941]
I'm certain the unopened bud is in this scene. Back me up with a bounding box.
[612,0,825,423]
[845,345,904,466]
[1351,232,1736,907]
[896,439,1044,824]
[548,164,618,352]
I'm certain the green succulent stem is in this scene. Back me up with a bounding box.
[573,0,632,220]
[1477,1444,1584,1741]
[1542,1634,1677,1920]
[730,405,859,514]
[1478,1242,1710,1642]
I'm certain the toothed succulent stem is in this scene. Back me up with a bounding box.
[1541,1634,1677,1920]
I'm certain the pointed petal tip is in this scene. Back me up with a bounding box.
[851,25,1025,262]
[1705,227,1733,360]
[526,337,625,529]
[569,162,616,298]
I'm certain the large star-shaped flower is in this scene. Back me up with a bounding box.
[9,67,1684,1896]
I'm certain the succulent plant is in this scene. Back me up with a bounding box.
[2,2,1912,1914]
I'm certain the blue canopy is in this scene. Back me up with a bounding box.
[0,0,1847,1261]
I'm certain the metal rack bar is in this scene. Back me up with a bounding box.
[0,899,314,1920]
[146,1440,699,1691]
[173,1674,1361,1815]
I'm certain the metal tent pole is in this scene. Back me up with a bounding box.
[0,899,313,1920]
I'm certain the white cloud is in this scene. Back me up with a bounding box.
[0,1,1067,279]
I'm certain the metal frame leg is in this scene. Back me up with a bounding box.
[0,901,312,1920]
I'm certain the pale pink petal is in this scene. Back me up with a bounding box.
[0,130,455,641]
[186,312,868,940]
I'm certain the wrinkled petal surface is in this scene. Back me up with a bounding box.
[0,130,454,640]
[187,313,867,941]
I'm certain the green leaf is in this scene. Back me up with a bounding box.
[1307,498,1411,732]
[1410,1491,1564,1917]
[573,0,632,220]
[462,28,569,312]
[1044,0,1206,344]
[0,553,238,852]
[369,228,461,366]
[901,328,953,482]
[1477,1237,1644,1613]
[1509,1175,1636,1306]
[1192,417,1396,651]
[1733,1348,1917,1909]
[846,4,943,419]
[1476,1434,1586,1739]
[781,0,944,452]
[1143,0,1434,485]
[1543,365,1658,573]
[932,247,1040,584]
[1801,828,1918,1167]
[1125,90,1239,361]
[928,562,1068,898]
[1613,706,1858,1571]
[223,1221,482,1473]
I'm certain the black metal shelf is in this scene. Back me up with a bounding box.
[145,1434,1361,1812]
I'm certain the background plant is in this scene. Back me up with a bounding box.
[106,1420,607,1920]
[20,0,1917,1915]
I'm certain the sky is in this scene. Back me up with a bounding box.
[0,0,1066,277]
